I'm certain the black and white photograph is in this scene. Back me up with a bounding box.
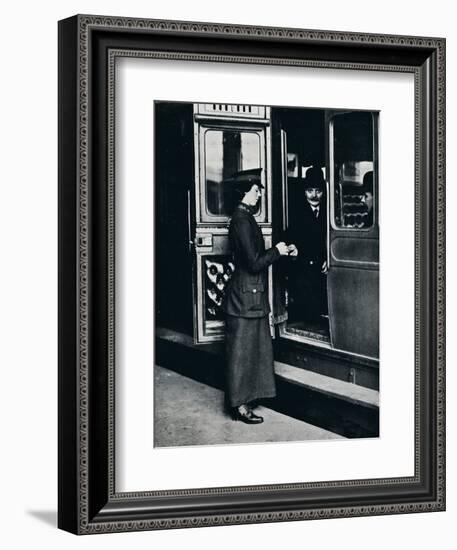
[154,101,379,447]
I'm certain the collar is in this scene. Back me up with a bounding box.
[237,203,255,214]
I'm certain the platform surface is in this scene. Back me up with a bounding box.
[154,365,344,448]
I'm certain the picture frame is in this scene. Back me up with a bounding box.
[58,14,445,534]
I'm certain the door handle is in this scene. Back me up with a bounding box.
[194,235,213,248]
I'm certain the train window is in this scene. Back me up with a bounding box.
[332,112,375,229]
[204,130,261,216]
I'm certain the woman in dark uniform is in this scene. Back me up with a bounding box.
[223,170,290,424]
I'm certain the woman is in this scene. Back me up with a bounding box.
[223,170,290,424]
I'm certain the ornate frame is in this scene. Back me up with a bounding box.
[58,14,445,534]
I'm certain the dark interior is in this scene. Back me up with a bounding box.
[155,101,195,335]
[273,107,330,341]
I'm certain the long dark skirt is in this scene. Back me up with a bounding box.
[225,314,276,408]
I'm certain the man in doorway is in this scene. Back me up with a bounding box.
[284,166,328,326]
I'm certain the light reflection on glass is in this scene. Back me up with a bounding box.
[205,130,261,216]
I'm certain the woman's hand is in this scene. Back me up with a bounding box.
[275,242,289,256]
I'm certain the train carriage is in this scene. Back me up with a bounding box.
[155,101,379,392]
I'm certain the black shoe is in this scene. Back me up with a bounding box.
[232,405,263,424]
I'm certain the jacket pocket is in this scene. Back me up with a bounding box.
[242,282,265,311]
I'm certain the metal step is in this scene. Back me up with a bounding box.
[274,362,379,410]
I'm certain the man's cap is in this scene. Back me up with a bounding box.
[228,167,264,188]
[362,171,374,195]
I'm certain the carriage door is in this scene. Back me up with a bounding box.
[192,103,273,343]
[327,110,379,359]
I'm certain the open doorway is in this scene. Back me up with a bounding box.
[273,108,330,344]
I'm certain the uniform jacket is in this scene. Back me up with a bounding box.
[224,203,280,318]
[284,200,327,267]
[282,199,328,321]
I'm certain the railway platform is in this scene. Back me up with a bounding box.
[156,327,379,439]
[154,365,344,447]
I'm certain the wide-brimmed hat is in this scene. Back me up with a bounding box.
[303,166,325,190]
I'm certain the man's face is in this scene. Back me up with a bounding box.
[305,187,323,207]
[361,191,374,212]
